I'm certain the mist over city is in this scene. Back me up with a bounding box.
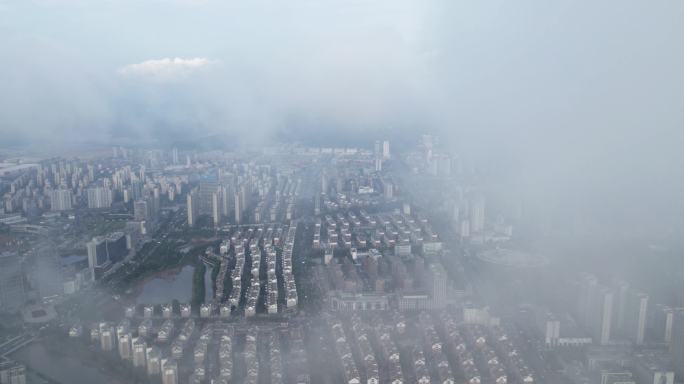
[1,1,683,384]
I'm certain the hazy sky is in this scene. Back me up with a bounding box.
[1,0,683,229]
[1,0,681,145]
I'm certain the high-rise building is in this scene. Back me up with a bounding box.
[152,187,160,217]
[99,323,115,351]
[382,140,390,159]
[146,346,162,376]
[198,179,219,216]
[49,188,72,211]
[612,280,630,332]
[670,309,684,376]
[430,263,448,308]
[134,199,151,221]
[623,291,648,345]
[577,274,613,345]
[87,232,127,280]
[187,189,199,227]
[118,333,132,360]
[132,339,147,368]
[162,359,179,384]
[383,180,393,199]
[594,288,614,345]
[105,232,127,263]
[234,191,242,224]
[87,237,108,271]
[171,147,179,165]
[469,197,486,233]
[0,360,26,384]
[212,190,222,226]
[654,305,675,345]
[87,187,113,209]
[130,180,143,201]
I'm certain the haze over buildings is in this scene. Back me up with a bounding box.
[1,1,684,384]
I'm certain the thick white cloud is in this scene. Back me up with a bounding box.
[118,57,216,81]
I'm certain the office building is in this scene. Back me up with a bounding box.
[87,237,109,279]
[105,232,127,263]
[87,232,127,280]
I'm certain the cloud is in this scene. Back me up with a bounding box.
[118,57,216,81]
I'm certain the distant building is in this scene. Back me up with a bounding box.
[134,198,151,221]
[198,179,219,216]
[0,360,26,384]
[49,188,72,211]
[234,191,242,224]
[212,190,222,226]
[653,304,676,345]
[187,189,199,227]
[430,263,448,308]
[577,274,613,345]
[623,290,648,345]
[162,359,179,384]
[599,371,635,384]
[594,288,614,345]
[87,186,113,209]
[382,140,390,159]
[670,309,684,377]
[87,232,127,280]
[633,353,674,384]
[469,197,485,233]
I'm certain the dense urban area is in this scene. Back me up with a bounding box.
[0,136,681,384]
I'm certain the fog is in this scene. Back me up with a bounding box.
[3,2,684,382]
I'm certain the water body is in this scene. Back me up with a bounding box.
[136,265,194,305]
[11,342,119,384]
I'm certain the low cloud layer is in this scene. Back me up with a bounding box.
[118,57,217,82]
